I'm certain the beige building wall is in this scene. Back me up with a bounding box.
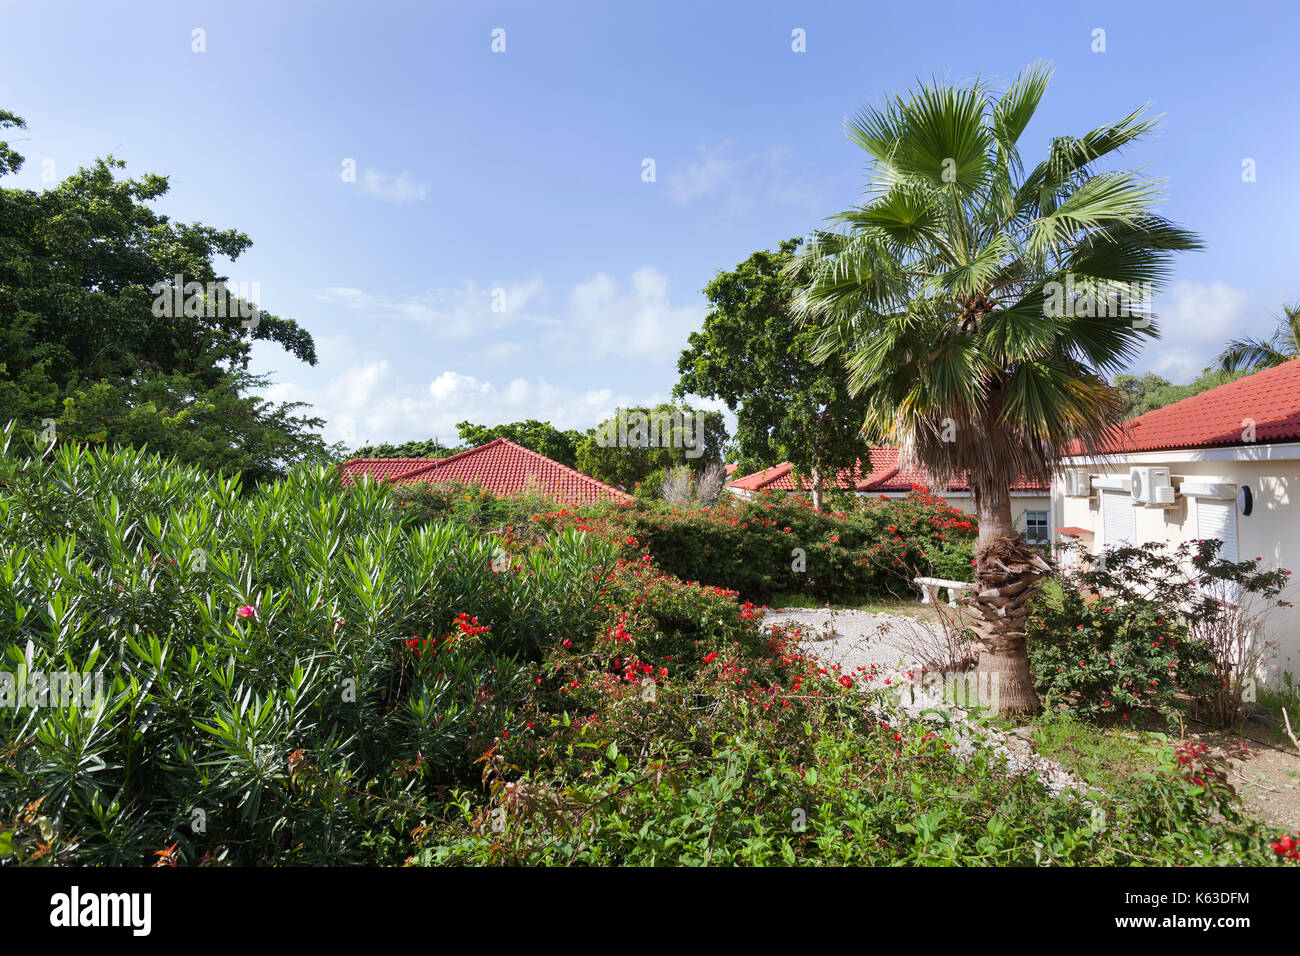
[1053,454,1300,680]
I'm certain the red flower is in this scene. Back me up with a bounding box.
[1271,834,1300,861]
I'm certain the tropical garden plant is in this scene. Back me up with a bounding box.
[787,61,1202,711]
[0,429,1291,865]
[1214,301,1300,372]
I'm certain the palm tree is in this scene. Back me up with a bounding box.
[788,63,1201,712]
[1214,303,1300,372]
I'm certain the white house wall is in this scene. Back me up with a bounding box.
[1054,457,1300,680]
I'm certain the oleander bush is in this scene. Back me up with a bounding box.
[0,428,1290,866]
[0,427,618,864]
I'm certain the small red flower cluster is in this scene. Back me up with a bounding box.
[407,613,490,657]
[1271,834,1300,862]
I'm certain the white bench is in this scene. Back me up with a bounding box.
[914,576,974,607]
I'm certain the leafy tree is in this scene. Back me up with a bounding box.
[0,110,334,483]
[676,239,870,510]
[1112,369,1244,418]
[347,420,584,467]
[347,438,466,460]
[455,419,585,468]
[575,404,727,490]
[788,63,1200,712]
[1214,302,1300,372]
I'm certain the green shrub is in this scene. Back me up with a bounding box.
[1028,584,1204,726]
[0,429,616,864]
[531,487,977,605]
[1028,540,1291,727]
[392,478,559,531]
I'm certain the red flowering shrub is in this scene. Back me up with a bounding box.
[527,487,977,604]
[1272,834,1300,862]
[1027,590,1206,726]
[1029,540,1291,727]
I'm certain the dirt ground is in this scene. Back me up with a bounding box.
[1190,721,1300,834]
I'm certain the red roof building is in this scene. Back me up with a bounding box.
[1073,356,1300,456]
[338,438,632,504]
[1055,358,1300,678]
[728,446,1047,495]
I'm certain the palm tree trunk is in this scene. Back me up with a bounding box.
[965,481,1046,714]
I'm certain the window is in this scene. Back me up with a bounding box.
[1196,498,1240,603]
[1100,490,1136,549]
[1024,510,1049,544]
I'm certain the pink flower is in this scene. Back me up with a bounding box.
[236,605,257,619]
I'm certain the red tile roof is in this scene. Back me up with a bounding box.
[1055,526,1093,538]
[338,438,633,503]
[729,446,1047,495]
[861,460,1047,493]
[1074,357,1300,455]
[728,448,898,493]
[337,458,446,483]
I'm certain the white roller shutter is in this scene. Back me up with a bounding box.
[1196,498,1238,563]
[1100,490,1136,550]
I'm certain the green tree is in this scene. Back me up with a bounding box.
[1214,302,1300,372]
[575,404,727,491]
[1112,369,1243,418]
[0,110,333,483]
[788,63,1200,712]
[455,419,585,468]
[676,239,870,511]
[347,420,584,467]
[347,438,466,460]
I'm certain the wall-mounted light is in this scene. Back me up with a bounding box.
[1237,485,1253,517]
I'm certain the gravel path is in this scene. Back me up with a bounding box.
[764,606,1093,799]
[764,609,1300,821]
[763,607,929,673]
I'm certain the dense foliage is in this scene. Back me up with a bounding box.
[524,488,980,604]
[574,404,728,490]
[1029,540,1291,727]
[0,110,334,483]
[0,430,618,863]
[0,434,1288,866]
[675,240,870,506]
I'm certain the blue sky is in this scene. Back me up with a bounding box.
[2,0,1298,447]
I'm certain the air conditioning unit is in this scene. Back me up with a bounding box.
[1063,469,1092,497]
[1130,466,1175,507]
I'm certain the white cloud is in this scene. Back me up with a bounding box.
[359,168,429,203]
[318,269,701,366]
[665,142,831,213]
[318,278,550,340]
[338,360,389,408]
[667,143,741,204]
[1141,280,1262,381]
[552,267,703,364]
[260,353,642,447]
